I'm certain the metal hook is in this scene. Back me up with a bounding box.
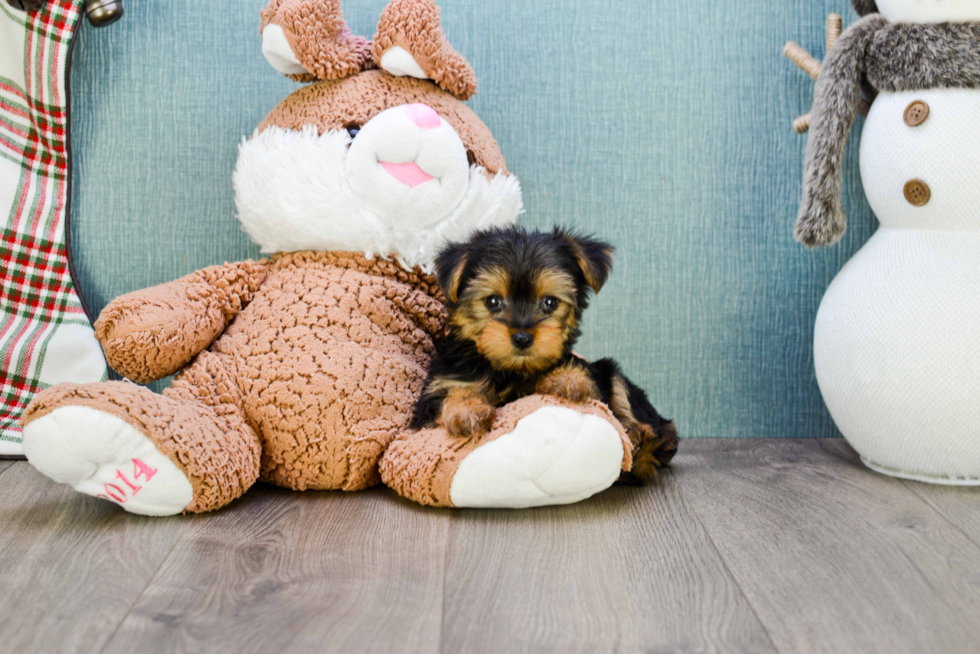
[85,0,123,27]
[4,0,123,27]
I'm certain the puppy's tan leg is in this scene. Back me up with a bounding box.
[535,362,599,404]
[439,386,496,438]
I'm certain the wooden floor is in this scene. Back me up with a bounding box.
[1,439,979,654]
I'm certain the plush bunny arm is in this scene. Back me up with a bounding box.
[95,261,268,383]
[797,15,888,248]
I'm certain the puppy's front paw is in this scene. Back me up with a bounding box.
[440,395,496,438]
[536,365,598,404]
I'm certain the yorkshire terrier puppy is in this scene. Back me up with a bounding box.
[412,226,678,483]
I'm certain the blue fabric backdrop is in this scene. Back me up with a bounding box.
[69,0,876,438]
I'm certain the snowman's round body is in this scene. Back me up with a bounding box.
[814,84,980,483]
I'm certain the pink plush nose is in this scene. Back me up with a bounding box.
[405,103,441,130]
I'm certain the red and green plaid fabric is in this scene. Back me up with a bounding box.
[0,0,108,455]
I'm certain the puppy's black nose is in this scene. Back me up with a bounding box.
[511,332,534,350]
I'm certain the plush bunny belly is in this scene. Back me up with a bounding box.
[859,89,980,233]
[814,229,980,484]
[210,251,448,491]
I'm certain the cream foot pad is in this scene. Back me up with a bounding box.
[450,406,626,508]
[23,406,193,516]
[381,395,631,508]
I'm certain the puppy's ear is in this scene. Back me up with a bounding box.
[435,242,470,303]
[557,229,614,293]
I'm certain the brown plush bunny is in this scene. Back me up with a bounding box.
[20,0,635,515]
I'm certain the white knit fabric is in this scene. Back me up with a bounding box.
[815,228,980,483]
[860,90,980,233]
[875,0,980,23]
[816,88,980,484]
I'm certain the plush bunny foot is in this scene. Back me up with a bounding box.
[23,405,194,516]
[22,354,262,515]
[380,395,631,508]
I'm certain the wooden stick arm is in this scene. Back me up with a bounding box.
[785,13,868,134]
[826,13,843,52]
[784,42,821,80]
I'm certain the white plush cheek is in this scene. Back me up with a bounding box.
[860,89,980,233]
[233,126,385,254]
[875,0,980,23]
[346,105,470,229]
[415,122,469,182]
[349,107,424,166]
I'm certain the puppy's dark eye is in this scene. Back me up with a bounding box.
[345,122,361,139]
[541,296,559,313]
[485,295,503,312]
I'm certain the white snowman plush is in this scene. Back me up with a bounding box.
[797,0,980,483]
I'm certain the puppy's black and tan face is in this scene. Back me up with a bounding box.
[436,227,613,374]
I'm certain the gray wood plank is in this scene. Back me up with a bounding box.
[901,484,980,549]
[441,469,778,654]
[0,459,16,475]
[0,463,190,654]
[101,486,447,654]
[678,439,980,654]
[822,439,980,549]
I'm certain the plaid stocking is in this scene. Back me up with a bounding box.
[0,0,107,455]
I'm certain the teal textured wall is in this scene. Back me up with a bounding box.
[69,0,876,438]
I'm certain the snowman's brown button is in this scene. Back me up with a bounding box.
[904,100,930,126]
[904,179,931,206]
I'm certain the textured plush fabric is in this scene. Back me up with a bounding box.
[373,0,477,100]
[380,394,631,507]
[797,15,888,248]
[212,251,447,491]
[26,251,452,510]
[95,261,268,383]
[851,0,878,17]
[232,125,521,269]
[249,4,518,274]
[798,17,980,247]
[260,0,373,82]
[259,70,506,174]
[865,23,980,92]
[23,361,263,513]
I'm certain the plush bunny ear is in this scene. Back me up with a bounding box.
[261,0,373,82]
[851,0,880,16]
[373,0,478,100]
